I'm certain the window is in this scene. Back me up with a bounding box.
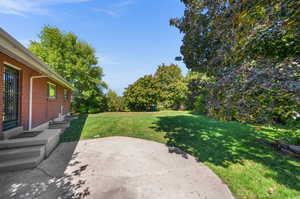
[64,89,68,100]
[48,83,56,99]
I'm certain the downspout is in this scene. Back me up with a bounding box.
[29,75,46,130]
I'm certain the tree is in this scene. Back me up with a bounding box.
[170,6,217,75]
[171,0,300,125]
[154,64,187,109]
[29,26,107,113]
[171,0,300,76]
[185,71,211,111]
[106,90,126,112]
[123,75,161,111]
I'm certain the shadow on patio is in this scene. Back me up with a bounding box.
[0,115,89,199]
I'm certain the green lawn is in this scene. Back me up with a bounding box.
[62,111,300,199]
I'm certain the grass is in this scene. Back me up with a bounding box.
[62,111,300,199]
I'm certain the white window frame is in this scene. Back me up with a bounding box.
[48,82,57,99]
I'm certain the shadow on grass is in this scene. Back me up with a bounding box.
[153,115,300,192]
[60,115,88,142]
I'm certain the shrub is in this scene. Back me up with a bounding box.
[106,90,126,112]
[185,72,212,111]
[207,57,300,126]
[123,75,162,111]
[194,95,207,114]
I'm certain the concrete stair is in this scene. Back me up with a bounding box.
[0,145,44,161]
[0,138,46,150]
[0,156,44,172]
[48,120,70,130]
[0,129,62,172]
[0,145,45,172]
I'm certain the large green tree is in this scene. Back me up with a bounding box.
[154,64,187,109]
[171,0,300,125]
[171,0,299,75]
[29,26,107,113]
[123,75,161,111]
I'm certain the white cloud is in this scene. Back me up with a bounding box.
[112,0,134,8]
[0,0,91,16]
[95,0,134,17]
[96,8,118,17]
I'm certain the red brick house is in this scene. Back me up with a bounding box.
[0,28,73,139]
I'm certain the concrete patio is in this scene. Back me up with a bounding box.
[0,137,234,199]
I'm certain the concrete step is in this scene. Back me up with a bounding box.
[0,129,62,150]
[0,155,44,172]
[0,129,61,172]
[0,138,46,150]
[48,122,70,130]
[0,145,45,162]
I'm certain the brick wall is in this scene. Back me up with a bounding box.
[0,52,72,134]
[31,77,71,128]
[0,59,3,139]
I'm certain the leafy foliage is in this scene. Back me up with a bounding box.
[124,64,187,111]
[184,71,212,111]
[171,0,299,74]
[171,0,300,125]
[154,64,187,109]
[105,90,126,112]
[207,57,300,125]
[123,75,162,111]
[29,26,107,113]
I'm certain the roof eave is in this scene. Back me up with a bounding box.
[0,28,74,90]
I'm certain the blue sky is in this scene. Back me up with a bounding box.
[0,0,187,95]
